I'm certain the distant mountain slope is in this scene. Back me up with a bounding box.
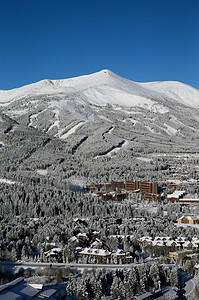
[0,70,199,160]
[140,80,199,108]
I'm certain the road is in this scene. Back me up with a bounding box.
[0,260,175,270]
[185,277,196,299]
[0,261,136,269]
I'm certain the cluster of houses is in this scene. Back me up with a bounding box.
[85,180,160,202]
[86,179,199,206]
[77,247,133,264]
[166,190,199,205]
[140,236,199,250]
[44,247,62,261]
[69,231,133,264]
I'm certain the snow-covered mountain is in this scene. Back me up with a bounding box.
[1,69,199,159]
[1,69,199,108]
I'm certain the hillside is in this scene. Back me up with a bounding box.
[0,70,199,186]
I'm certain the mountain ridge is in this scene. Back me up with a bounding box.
[0,69,199,109]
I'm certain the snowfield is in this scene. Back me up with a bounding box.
[60,121,85,139]
[0,178,16,185]
[0,69,199,109]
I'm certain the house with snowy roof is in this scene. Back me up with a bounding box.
[111,249,133,264]
[78,247,112,264]
[78,247,133,264]
[177,215,199,224]
[0,277,67,300]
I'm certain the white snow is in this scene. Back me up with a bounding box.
[136,157,152,162]
[1,69,199,109]
[37,169,48,176]
[176,223,199,229]
[96,140,129,159]
[0,178,16,184]
[6,109,29,118]
[28,109,48,127]
[169,115,183,126]
[106,140,128,156]
[60,121,84,139]
[47,119,60,133]
[164,123,178,136]
[82,85,155,108]
[145,124,155,133]
[141,80,199,108]
[124,118,139,126]
[98,115,112,122]
[28,112,39,127]
[108,126,114,134]
[47,109,60,133]
[56,121,76,138]
[79,247,111,256]
[150,104,169,114]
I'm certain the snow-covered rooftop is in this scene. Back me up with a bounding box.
[167,191,186,199]
[79,247,111,256]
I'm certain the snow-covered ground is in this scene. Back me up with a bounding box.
[56,121,76,138]
[164,123,178,136]
[95,140,129,159]
[136,157,152,162]
[60,121,85,139]
[106,140,128,156]
[107,126,114,134]
[28,109,48,127]
[47,120,59,133]
[175,223,199,229]
[141,80,199,108]
[37,169,48,176]
[0,178,16,184]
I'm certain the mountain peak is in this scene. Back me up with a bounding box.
[99,69,114,75]
[0,70,199,109]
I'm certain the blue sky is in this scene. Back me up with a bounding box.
[0,0,198,89]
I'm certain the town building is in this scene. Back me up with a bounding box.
[86,180,160,202]
[101,192,126,201]
[125,180,139,191]
[78,247,133,264]
[167,191,186,203]
[0,277,67,299]
[177,215,199,224]
[125,181,158,194]
[109,180,125,191]
[143,192,160,201]
[78,248,111,264]
[44,247,62,261]
[85,183,104,193]
[111,249,133,264]
[166,182,181,190]
[139,181,158,194]
[169,250,197,261]
[178,198,199,206]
